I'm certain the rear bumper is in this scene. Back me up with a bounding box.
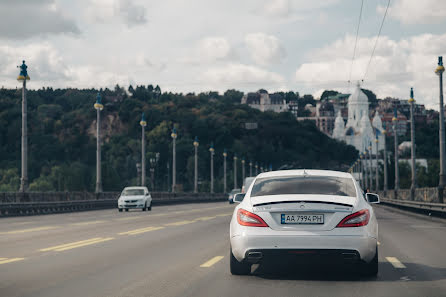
[243,249,360,264]
[231,233,376,263]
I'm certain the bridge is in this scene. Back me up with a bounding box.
[0,197,445,297]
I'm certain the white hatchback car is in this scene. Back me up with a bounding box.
[230,170,379,276]
[118,186,152,212]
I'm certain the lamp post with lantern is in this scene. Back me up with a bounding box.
[94,92,104,193]
[17,61,30,192]
[193,137,199,193]
[209,143,215,193]
[140,113,147,186]
[171,127,177,193]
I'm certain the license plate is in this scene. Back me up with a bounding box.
[281,214,324,224]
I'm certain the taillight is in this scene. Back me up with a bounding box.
[337,209,370,227]
[237,209,269,227]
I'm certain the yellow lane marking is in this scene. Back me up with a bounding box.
[386,257,406,268]
[0,258,7,260]
[40,237,108,252]
[56,237,114,251]
[0,226,57,235]
[118,226,164,235]
[215,213,233,217]
[164,220,195,226]
[195,216,216,221]
[71,220,106,226]
[0,258,25,265]
[200,256,224,267]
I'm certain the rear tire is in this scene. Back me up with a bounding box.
[361,246,378,277]
[230,248,251,275]
[142,203,147,211]
[148,203,152,211]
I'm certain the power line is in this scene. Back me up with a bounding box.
[348,0,364,85]
[362,0,391,82]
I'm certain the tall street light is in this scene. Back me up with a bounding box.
[140,112,147,186]
[364,150,369,190]
[393,108,400,195]
[209,142,215,193]
[193,136,199,193]
[249,161,253,177]
[382,129,388,195]
[94,92,104,193]
[223,149,227,193]
[360,153,365,189]
[368,144,373,191]
[255,162,258,175]
[436,56,445,203]
[409,87,416,200]
[241,158,246,182]
[375,135,379,191]
[171,127,177,193]
[233,155,238,189]
[149,157,156,190]
[17,61,30,192]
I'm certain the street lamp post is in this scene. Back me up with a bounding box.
[94,92,104,193]
[171,127,177,193]
[436,56,445,203]
[149,158,156,190]
[375,137,379,191]
[382,129,388,195]
[140,113,147,186]
[209,143,215,193]
[368,145,373,191]
[409,87,416,200]
[193,137,199,193]
[223,149,227,193]
[393,108,400,196]
[241,158,246,182]
[233,155,238,189]
[249,161,253,177]
[364,151,369,190]
[255,162,258,175]
[17,61,30,192]
[360,154,365,189]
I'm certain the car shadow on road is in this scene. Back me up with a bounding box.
[251,262,446,282]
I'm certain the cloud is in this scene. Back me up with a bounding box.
[261,0,339,17]
[245,33,286,65]
[197,37,233,61]
[294,33,446,108]
[379,0,446,24]
[87,0,148,27]
[0,0,80,39]
[201,63,285,89]
[263,0,291,17]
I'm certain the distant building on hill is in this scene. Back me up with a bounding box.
[241,90,289,113]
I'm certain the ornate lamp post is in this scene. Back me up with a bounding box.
[193,136,199,193]
[140,113,147,186]
[409,87,416,200]
[17,61,30,192]
[241,158,246,182]
[249,161,253,177]
[233,155,238,189]
[375,136,379,191]
[94,92,104,193]
[209,143,215,193]
[149,157,156,190]
[360,153,365,189]
[368,144,373,191]
[364,150,369,190]
[382,129,388,195]
[393,108,400,195]
[436,56,445,203]
[171,127,177,193]
[223,149,227,193]
[255,162,258,175]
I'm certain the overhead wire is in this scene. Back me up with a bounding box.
[348,0,364,85]
[362,0,391,83]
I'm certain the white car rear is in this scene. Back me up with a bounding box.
[229,170,379,276]
[118,186,152,212]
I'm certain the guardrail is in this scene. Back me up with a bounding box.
[0,192,227,217]
[381,198,446,218]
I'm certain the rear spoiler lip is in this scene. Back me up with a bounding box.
[252,200,354,208]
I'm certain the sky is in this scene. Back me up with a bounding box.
[0,0,445,109]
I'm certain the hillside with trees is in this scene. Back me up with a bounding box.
[0,86,358,192]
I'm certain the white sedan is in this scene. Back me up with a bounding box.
[230,169,379,276]
[118,186,152,212]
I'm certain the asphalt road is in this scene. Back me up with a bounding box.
[0,202,445,297]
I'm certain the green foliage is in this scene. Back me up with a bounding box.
[0,87,358,192]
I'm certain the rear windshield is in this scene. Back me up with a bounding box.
[250,176,356,197]
[122,189,145,196]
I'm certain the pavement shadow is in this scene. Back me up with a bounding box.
[252,262,446,282]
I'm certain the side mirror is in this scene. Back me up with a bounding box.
[233,193,245,203]
[366,193,380,204]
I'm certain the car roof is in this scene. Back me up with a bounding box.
[123,187,147,190]
[256,169,353,179]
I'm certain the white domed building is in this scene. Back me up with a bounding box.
[332,83,384,154]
